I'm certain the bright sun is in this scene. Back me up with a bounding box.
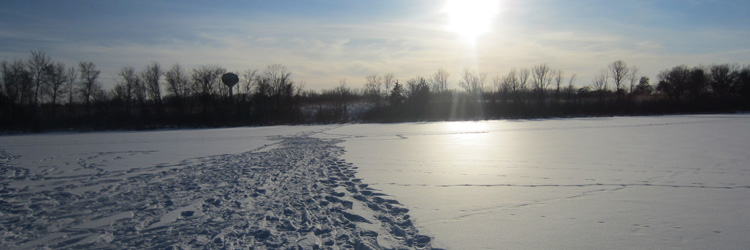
[443,0,501,42]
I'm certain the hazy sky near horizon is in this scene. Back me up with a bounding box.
[1,0,749,90]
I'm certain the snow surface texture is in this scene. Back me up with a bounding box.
[1,127,431,249]
[328,115,750,249]
[2,115,750,249]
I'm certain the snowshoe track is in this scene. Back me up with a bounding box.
[0,136,433,249]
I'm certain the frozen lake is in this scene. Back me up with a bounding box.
[1,114,749,249]
[328,115,750,249]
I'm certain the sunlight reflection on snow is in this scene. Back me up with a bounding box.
[336,115,750,249]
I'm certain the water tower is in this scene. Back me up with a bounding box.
[221,73,239,97]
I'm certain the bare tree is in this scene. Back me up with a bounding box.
[264,64,292,98]
[334,79,351,121]
[141,62,163,106]
[191,65,226,97]
[254,70,271,98]
[383,73,395,92]
[294,80,305,98]
[430,68,450,92]
[518,68,530,92]
[628,66,639,94]
[459,69,486,99]
[91,84,109,105]
[132,73,147,110]
[44,62,68,106]
[501,69,526,102]
[593,70,609,91]
[707,64,732,97]
[241,69,258,98]
[501,69,518,91]
[165,64,190,99]
[242,69,257,93]
[500,69,517,92]
[118,67,139,115]
[364,73,383,107]
[2,60,34,106]
[493,73,505,101]
[531,63,552,101]
[78,61,101,114]
[593,69,609,101]
[565,73,577,102]
[112,80,129,104]
[191,65,226,115]
[27,50,51,106]
[553,70,563,102]
[383,73,395,105]
[608,60,629,98]
[65,66,77,106]
[260,64,299,122]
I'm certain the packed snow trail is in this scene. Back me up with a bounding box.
[0,133,432,249]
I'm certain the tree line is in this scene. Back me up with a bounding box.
[2,51,749,131]
[360,60,750,121]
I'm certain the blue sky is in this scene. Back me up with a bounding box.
[1,0,749,90]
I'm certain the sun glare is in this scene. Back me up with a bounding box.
[445,121,489,133]
[443,0,501,42]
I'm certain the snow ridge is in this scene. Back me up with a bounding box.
[0,135,432,249]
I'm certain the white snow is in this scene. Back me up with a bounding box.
[0,125,427,249]
[1,114,749,249]
[2,125,324,173]
[330,114,750,249]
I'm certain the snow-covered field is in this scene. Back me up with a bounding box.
[330,115,750,249]
[1,114,749,249]
[1,125,429,249]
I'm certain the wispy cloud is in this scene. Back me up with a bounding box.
[1,0,748,89]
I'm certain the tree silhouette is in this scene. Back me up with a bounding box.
[430,68,450,93]
[686,66,707,101]
[64,65,78,119]
[633,77,653,95]
[2,49,750,131]
[592,70,609,102]
[389,80,405,106]
[656,65,689,100]
[165,64,190,99]
[45,62,68,106]
[407,77,431,118]
[28,50,51,106]
[737,66,750,101]
[608,60,629,100]
[628,66,640,94]
[500,69,520,103]
[707,64,733,98]
[191,65,226,119]
[364,73,383,108]
[565,74,577,102]
[459,69,486,101]
[2,60,33,106]
[531,64,552,103]
[553,70,564,102]
[141,62,164,111]
[333,79,351,122]
[117,67,139,117]
[78,61,101,116]
[383,73,396,106]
